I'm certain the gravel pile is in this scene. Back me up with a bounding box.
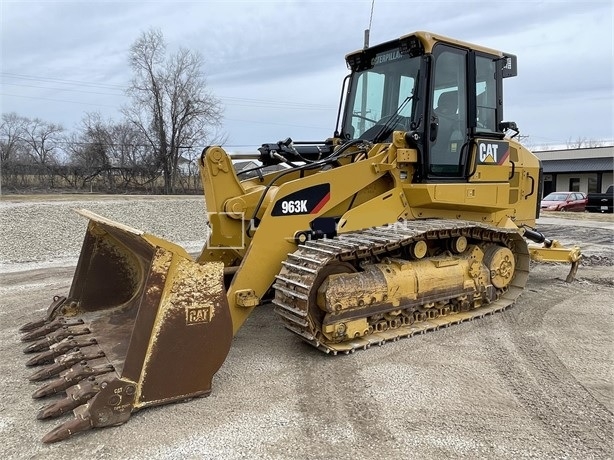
[0,195,209,272]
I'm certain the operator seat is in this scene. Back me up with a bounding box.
[431,90,461,172]
[435,90,458,118]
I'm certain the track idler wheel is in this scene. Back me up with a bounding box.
[483,245,515,289]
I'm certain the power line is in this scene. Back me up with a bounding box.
[224,117,329,130]
[1,82,125,97]
[1,73,336,110]
[0,92,121,109]
[220,95,333,110]
[1,90,334,113]
[0,138,327,151]
[0,72,127,90]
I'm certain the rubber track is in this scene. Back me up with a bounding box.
[272,219,530,355]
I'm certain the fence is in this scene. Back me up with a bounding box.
[0,162,203,194]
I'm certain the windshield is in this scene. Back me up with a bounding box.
[342,50,421,141]
[543,193,569,201]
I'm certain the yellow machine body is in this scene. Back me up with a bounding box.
[19,31,580,442]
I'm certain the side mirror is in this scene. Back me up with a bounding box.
[500,121,519,139]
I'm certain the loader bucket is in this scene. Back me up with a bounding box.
[19,209,233,443]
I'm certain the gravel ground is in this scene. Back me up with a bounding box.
[0,196,612,459]
[0,195,208,271]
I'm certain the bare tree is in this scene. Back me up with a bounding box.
[107,121,161,189]
[123,28,223,194]
[64,112,159,191]
[566,137,605,149]
[80,113,118,189]
[20,117,64,165]
[0,112,27,164]
[60,132,95,189]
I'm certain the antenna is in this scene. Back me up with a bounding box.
[364,0,375,49]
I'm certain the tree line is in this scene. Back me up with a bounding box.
[0,29,224,195]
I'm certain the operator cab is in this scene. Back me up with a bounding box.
[339,31,517,181]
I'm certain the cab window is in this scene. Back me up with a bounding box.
[351,72,385,136]
[429,47,468,176]
[343,51,420,141]
[475,56,498,133]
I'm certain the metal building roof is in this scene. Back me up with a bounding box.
[541,157,613,173]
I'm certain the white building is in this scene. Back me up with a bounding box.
[534,146,613,197]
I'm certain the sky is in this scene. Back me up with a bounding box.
[1,0,613,153]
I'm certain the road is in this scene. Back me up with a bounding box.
[0,198,612,459]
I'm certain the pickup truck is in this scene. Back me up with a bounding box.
[586,185,614,213]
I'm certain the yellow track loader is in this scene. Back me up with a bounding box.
[19,31,580,442]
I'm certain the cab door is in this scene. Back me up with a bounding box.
[426,45,468,177]
[466,53,511,184]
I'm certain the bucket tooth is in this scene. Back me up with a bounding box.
[21,318,84,342]
[23,325,91,354]
[37,377,103,419]
[19,296,67,333]
[32,363,114,399]
[38,398,81,420]
[42,377,139,443]
[28,349,106,381]
[42,413,92,444]
[24,340,53,355]
[19,318,47,334]
[26,337,98,367]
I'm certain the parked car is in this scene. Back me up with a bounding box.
[540,191,587,212]
[586,185,614,213]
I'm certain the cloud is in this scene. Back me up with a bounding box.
[1,0,612,148]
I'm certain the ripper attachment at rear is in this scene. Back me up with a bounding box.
[19,210,233,443]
